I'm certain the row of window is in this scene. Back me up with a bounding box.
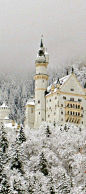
[66,111,83,116]
[63,96,82,102]
[47,103,83,109]
[66,104,81,109]
[0,107,9,110]
[48,119,83,124]
[66,118,83,124]
[47,97,82,103]
[66,118,80,124]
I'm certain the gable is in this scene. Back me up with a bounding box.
[60,74,85,96]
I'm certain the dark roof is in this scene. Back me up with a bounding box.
[40,39,43,47]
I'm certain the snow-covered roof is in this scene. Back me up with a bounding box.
[59,74,71,85]
[4,116,9,120]
[4,122,18,129]
[47,74,71,94]
[0,102,10,108]
[26,99,35,106]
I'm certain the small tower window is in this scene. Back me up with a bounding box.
[31,108,33,113]
[38,100,40,104]
[39,112,40,115]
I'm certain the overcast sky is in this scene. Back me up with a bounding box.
[0,0,86,75]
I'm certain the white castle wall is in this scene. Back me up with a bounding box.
[0,103,10,127]
[25,39,86,128]
[36,65,47,74]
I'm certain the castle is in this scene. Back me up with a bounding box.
[25,39,86,128]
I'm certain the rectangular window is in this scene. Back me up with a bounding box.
[38,100,40,103]
[70,88,74,91]
[61,111,63,114]
[61,104,63,107]
[78,99,82,102]
[31,108,33,113]
[63,96,66,100]
[70,98,74,101]
[49,99,51,102]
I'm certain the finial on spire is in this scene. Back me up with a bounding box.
[40,35,43,47]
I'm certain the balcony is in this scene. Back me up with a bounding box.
[65,114,81,124]
[65,114,81,119]
[65,100,81,110]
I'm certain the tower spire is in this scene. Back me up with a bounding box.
[40,35,43,47]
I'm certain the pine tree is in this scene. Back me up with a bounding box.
[84,82,86,88]
[10,139,23,173]
[0,174,10,194]
[0,126,10,193]
[46,125,51,137]
[0,126,8,153]
[64,124,68,132]
[50,186,55,194]
[39,152,48,176]
[13,179,25,194]
[18,126,26,143]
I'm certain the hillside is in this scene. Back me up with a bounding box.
[1,123,86,193]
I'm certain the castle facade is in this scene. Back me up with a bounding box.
[25,39,86,128]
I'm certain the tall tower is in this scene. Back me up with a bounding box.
[34,38,49,128]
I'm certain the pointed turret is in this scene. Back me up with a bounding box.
[34,37,49,128]
[36,37,45,60]
[56,77,60,90]
[57,77,60,84]
[40,38,43,48]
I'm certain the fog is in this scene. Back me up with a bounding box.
[0,0,86,75]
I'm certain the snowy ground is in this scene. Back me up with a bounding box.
[1,122,86,193]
